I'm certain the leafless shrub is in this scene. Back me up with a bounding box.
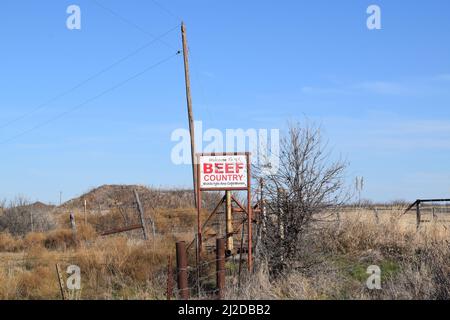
[0,199,6,213]
[0,197,55,236]
[256,122,348,276]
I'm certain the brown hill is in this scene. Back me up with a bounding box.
[62,184,221,212]
[27,201,55,211]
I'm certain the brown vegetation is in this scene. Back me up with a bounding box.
[1,204,449,300]
[1,179,449,300]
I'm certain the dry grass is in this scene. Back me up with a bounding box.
[1,206,449,300]
[0,233,24,252]
[231,208,450,300]
[0,234,172,300]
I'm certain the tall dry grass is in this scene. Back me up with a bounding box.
[1,207,449,300]
[231,209,450,300]
[0,234,171,299]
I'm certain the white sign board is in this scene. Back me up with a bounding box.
[199,155,248,190]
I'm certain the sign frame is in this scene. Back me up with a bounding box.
[194,152,253,271]
[197,152,250,192]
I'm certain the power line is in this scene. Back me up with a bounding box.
[0,52,181,145]
[0,24,180,131]
[149,0,183,22]
[91,0,177,50]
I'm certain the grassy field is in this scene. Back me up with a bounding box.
[1,201,449,300]
[228,207,450,300]
[0,184,449,300]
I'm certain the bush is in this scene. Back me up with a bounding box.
[23,233,46,248]
[0,233,23,252]
[44,229,77,250]
[0,198,55,236]
[256,122,348,276]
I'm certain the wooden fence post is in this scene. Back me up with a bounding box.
[84,199,87,225]
[55,264,66,300]
[225,191,234,252]
[134,190,149,240]
[416,201,421,230]
[216,238,226,300]
[70,212,76,232]
[166,255,173,300]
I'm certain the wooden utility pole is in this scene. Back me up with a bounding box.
[247,157,253,272]
[181,22,197,208]
[196,160,202,255]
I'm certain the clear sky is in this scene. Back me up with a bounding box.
[0,0,449,204]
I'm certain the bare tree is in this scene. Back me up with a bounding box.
[255,122,348,276]
[0,199,5,215]
[0,197,55,236]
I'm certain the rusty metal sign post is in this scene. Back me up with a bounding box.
[176,241,189,300]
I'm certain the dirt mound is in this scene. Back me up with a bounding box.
[27,201,55,211]
[62,184,218,212]
[6,201,56,213]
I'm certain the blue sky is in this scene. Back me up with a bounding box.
[0,0,449,203]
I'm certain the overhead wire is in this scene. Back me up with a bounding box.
[91,0,178,50]
[149,0,183,23]
[0,24,180,131]
[91,1,212,141]
[0,51,181,145]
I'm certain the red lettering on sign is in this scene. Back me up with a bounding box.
[204,163,213,174]
[215,163,224,173]
[203,162,246,175]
